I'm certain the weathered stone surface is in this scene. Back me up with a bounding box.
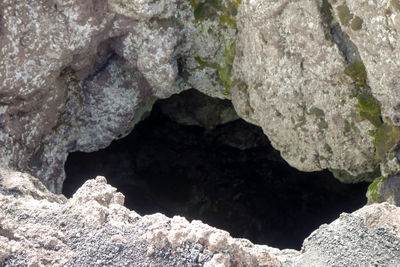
[231,0,377,177]
[367,173,400,206]
[0,0,183,193]
[0,0,114,173]
[328,0,400,195]
[0,168,283,267]
[295,202,400,266]
[2,0,400,191]
[329,0,400,128]
[1,169,400,266]
[176,0,241,99]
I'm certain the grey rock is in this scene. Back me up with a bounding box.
[329,0,400,128]
[231,0,377,176]
[295,203,400,266]
[368,174,400,205]
[176,0,240,99]
[2,0,400,191]
[0,0,183,192]
[1,169,400,266]
[0,168,282,267]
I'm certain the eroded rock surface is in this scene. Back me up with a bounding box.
[231,0,378,178]
[0,0,184,192]
[296,202,400,266]
[1,169,400,266]
[1,0,400,193]
[0,168,283,267]
[328,0,400,198]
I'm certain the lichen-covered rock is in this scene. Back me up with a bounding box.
[328,0,400,193]
[367,173,400,206]
[0,0,114,174]
[231,0,377,177]
[28,58,157,192]
[328,0,400,128]
[177,0,241,99]
[0,0,184,192]
[108,0,176,20]
[3,0,400,191]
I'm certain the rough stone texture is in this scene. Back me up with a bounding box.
[2,0,400,192]
[328,0,400,196]
[368,173,400,206]
[295,202,400,266]
[0,0,183,193]
[176,0,240,99]
[329,0,400,128]
[0,168,283,267]
[231,0,377,176]
[1,169,400,266]
[30,58,157,192]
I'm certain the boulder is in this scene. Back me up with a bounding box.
[231,0,378,179]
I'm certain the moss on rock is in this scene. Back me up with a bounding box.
[366,176,386,203]
[351,16,363,31]
[357,92,382,128]
[344,62,367,87]
[337,4,353,26]
[342,60,400,165]
[372,123,400,162]
[190,0,241,96]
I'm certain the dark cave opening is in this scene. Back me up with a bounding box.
[63,90,369,250]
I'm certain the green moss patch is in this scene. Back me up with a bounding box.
[192,0,220,21]
[366,176,386,203]
[194,40,236,95]
[372,123,400,161]
[190,0,241,26]
[357,92,382,128]
[344,61,400,163]
[351,16,363,31]
[344,62,367,87]
[336,5,363,31]
[190,0,242,96]
[337,4,353,26]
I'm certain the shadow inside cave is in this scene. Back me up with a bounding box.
[63,90,369,250]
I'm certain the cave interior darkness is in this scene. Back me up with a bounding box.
[63,90,369,250]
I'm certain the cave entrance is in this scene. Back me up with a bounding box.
[63,89,368,250]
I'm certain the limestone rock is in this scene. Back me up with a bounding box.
[231,0,377,176]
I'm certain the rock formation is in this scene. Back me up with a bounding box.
[2,0,400,265]
[1,0,400,196]
[1,169,400,266]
